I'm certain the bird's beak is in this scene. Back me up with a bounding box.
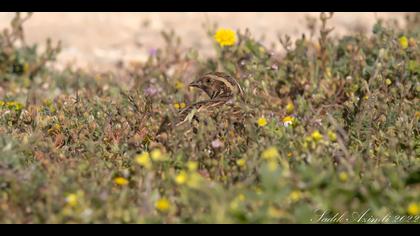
[189,81,200,88]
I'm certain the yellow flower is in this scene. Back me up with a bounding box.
[286,102,294,114]
[187,161,198,171]
[155,198,171,213]
[237,194,246,202]
[287,152,293,158]
[65,193,78,207]
[175,81,185,90]
[0,101,4,107]
[175,171,188,185]
[415,111,420,120]
[311,130,323,142]
[283,116,295,127]
[6,101,24,111]
[174,102,186,109]
[257,117,267,127]
[338,172,349,182]
[236,158,246,167]
[399,36,408,49]
[48,123,62,135]
[151,149,166,161]
[135,152,152,169]
[289,190,302,202]
[327,130,337,142]
[385,79,392,86]
[261,146,279,160]
[114,177,129,186]
[407,202,419,216]
[214,28,237,47]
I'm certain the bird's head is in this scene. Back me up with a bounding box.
[189,72,243,100]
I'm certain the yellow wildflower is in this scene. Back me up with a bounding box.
[151,149,166,161]
[327,130,337,142]
[6,101,24,111]
[286,102,294,114]
[399,36,408,49]
[385,79,392,86]
[175,81,185,90]
[187,161,198,171]
[175,171,188,185]
[261,146,279,160]
[65,193,78,207]
[135,152,152,169]
[311,130,323,142]
[48,123,62,135]
[283,116,295,127]
[236,158,246,167]
[214,28,237,47]
[237,194,246,202]
[415,111,420,120]
[338,172,349,182]
[407,202,419,216]
[289,190,302,202]
[114,177,129,186]
[155,198,171,213]
[257,117,267,127]
[287,152,293,158]
[173,102,186,109]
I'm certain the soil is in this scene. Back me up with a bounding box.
[0,12,407,71]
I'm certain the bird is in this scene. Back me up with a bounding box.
[156,98,229,135]
[188,72,243,100]
[156,72,246,137]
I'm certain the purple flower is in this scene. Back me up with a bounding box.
[211,139,223,149]
[149,48,158,57]
[144,86,158,96]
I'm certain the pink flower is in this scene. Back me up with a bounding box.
[211,139,223,149]
[144,86,158,96]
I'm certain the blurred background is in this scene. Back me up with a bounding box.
[0,13,407,70]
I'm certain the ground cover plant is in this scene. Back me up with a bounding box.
[0,12,419,223]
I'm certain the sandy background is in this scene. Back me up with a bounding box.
[0,12,407,70]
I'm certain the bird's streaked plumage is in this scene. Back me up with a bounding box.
[189,72,243,100]
[157,72,245,136]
